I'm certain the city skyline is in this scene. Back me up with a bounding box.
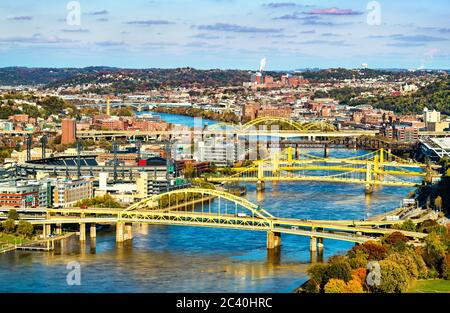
[0,0,449,70]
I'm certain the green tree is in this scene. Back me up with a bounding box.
[325,257,353,283]
[75,194,123,208]
[400,219,416,232]
[8,209,19,220]
[17,221,34,238]
[422,232,446,271]
[307,263,329,289]
[2,219,16,234]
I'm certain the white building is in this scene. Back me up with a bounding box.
[195,138,240,167]
[423,107,441,124]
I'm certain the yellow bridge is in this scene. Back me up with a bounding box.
[207,148,436,190]
[28,188,426,253]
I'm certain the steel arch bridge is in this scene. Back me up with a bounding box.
[241,117,336,132]
[207,148,435,188]
[38,188,427,250]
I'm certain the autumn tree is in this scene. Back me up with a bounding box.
[423,232,446,270]
[352,241,387,261]
[372,260,410,293]
[324,278,363,293]
[324,279,347,293]
[387,252,419,280]
[434,196,443,211]
[383,231,409,251]
[351,268,367,285]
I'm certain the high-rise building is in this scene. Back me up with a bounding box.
[195,138,240,167]
[61,118,77,145]
[423,107,441,124]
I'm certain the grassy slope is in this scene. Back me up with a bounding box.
[0,233,32,245]
[409,279,450,293]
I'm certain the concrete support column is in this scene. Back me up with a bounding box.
[124,223,133,241]
[45,224,51,237]
[42,224,48,238]
[310,237,317,252]
[116,222,125,243]
[140,223,149,235]
[79,223,86,241]
[90,224,96,239]
[317,237,324,252]
[267,231,281,249]
[365,184,374,194]
[256,180,265,192]
[56,224,62,235]
[324,145,329,158]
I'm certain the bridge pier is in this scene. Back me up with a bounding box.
[317,237,324,253]
[79,223,86,241]
[267,247,281,265]
[310,237,317,252]
[56,224,62,235]
[364,184,374,194]
[256,180,265,192]
[324,145,329,158]
[90,239,96,254]
[43,224,51,238]
[116,222,124,243]
[90,224,96,239]
[266,231,281,249]
[124,223,133,241]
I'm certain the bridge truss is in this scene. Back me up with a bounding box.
[207,148,433,187]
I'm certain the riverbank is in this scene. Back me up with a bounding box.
[0,232,76,254]
[150,106,240,124]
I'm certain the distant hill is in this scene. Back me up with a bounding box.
[296,68,443,81]
[0,67,261,91]
[44,67,256,93]
[0,66,121,86]
[0,66,445,92]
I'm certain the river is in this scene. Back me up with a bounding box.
[0,113,417,293]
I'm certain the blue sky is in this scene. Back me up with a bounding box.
[0,0,449,70]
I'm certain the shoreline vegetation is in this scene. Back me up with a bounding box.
[0,210,34,249]
[151,106,241,124]
[296,158,450,293]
